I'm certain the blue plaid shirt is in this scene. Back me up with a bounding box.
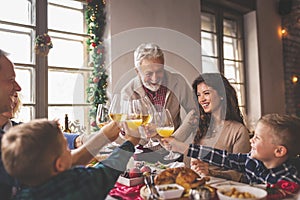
[14,141,135,200]
[188,144,300,185]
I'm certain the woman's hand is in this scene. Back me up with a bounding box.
[191,158,209,176]
[160,137,189,154]
[121,122,141,146]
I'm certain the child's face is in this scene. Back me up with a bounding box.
[250,122,278,162]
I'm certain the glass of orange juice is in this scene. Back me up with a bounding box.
[154,108,181,160]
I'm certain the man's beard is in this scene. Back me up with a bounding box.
[141,78,161,92]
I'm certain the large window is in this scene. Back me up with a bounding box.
[0,0,91,129]
[201,3,246,115]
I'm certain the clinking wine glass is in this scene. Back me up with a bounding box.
[136,97,159,148]
[96,104,109,128]
[124,99,143,130]
[108,94,127,135]
[154,108,181,161]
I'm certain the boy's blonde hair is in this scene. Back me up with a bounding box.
[1,119,63,186]
[259,113,300,157]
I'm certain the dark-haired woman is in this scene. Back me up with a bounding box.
[190,73,250,181]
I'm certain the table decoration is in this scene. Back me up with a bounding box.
[109,182,144,200]
[266,180,299,199]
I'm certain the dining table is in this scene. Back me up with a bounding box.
[97,143,299,200]
[104,161,299,200]
[106,177,299,200]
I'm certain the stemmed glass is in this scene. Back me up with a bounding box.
[136,97,159,148]
[124,99,143,130]
[108,94,127,135]
[96,104,109,128]
[154,108,181,160]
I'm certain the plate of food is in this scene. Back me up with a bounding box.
[155,183,185,199]
[217,185,267,200]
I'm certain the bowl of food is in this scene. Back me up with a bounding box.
[217,185,267,200]
[155,183,184,199]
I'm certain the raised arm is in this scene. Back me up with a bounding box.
[71,121,120,165]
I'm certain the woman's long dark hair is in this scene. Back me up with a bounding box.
[192,73,244,143]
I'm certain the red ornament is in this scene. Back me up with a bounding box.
[266,180,300,200]
[44,35,51,43]
[91,42,97,47]
[93,77,99,83]
[91,121,96,126]
[276,180,299,193]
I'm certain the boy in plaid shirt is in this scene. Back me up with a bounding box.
[162,113,300,185]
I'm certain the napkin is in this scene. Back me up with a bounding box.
[109,182,144,200]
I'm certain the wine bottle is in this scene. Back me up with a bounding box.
[63,114,72,133]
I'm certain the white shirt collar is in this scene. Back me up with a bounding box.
[3,119,13,132]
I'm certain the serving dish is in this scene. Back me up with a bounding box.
[155,183,185,199]
[217,185,267,200]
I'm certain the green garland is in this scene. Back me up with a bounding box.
[85,0,108,131]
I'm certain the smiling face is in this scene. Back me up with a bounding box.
[1,92,19,119]
[250,122,279,163]
[0,55,22,113]
[196,82,222,114]
[137,58,164,92]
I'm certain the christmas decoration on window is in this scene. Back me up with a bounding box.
[85,0,108,132]
[34,33,53,56]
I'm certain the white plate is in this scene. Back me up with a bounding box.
[217,185,267,200]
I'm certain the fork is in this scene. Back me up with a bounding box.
[144,174,159,199]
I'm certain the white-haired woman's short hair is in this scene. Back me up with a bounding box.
[134,43,164,68]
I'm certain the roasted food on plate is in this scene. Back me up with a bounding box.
[154,167,210,191]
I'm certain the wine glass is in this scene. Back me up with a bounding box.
[96,104,109,128]
[136,97,159,148]
[108,94,127,136]
[124,99,143,130]
[154,108,181,160]
[108,94,126,122]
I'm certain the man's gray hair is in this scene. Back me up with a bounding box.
[134,43,164,68]
[0,49,9,57]
[0,49,9,70]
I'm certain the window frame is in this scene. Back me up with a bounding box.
[0,0,91,128]
[201,2,247,114]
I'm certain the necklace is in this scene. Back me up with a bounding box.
[208,121,224,134]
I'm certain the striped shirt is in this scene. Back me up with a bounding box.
[187,144,300,185]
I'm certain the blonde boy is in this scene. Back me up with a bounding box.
[164,114,300,184]
[2,119,140,199]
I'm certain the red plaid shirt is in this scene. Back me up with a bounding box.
[143,85,168,110]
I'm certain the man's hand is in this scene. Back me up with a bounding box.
[101,121,121,142]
